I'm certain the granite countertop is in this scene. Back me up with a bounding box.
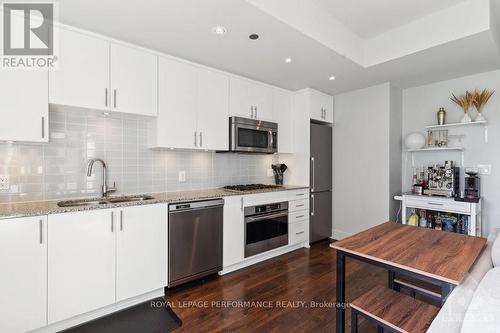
[0,185,309,220]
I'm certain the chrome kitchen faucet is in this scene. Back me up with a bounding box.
[86,158,117,198]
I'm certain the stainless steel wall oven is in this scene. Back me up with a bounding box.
[244,201,288,257]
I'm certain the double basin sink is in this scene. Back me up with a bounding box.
[57,195,155,208]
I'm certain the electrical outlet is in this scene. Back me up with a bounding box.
[178,171,186,183]
[477,164,492,175]
[0,175,9,190]
[267,169,274,177]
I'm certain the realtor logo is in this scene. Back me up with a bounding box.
[1,2,58,69]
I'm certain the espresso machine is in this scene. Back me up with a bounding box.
[424,161,460,197]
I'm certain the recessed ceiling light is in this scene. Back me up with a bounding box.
[249,34,259,40]
[285,57,292,63]
[212,26,227,35]
[329,76,336,81]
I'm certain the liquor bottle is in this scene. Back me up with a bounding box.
[419,211,427,228]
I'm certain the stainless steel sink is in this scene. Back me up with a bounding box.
[57,199,109,207]
[107,195,155,204]
[57,195,155,207]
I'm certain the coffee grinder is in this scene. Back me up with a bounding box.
[464,170,480,202]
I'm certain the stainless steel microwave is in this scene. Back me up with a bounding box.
[229,117,278,154]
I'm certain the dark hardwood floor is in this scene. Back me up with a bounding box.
[165,241,388,332]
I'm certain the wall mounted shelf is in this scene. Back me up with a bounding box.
[426,121,488,143]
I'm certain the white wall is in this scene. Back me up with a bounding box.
[403,69,500,236]
[333,83,401,239]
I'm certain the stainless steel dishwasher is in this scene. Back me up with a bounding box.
[168,199,224,287]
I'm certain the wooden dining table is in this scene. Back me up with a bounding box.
[330,221,487,333]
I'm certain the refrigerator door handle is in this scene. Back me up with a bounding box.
[311,157,315,192]
[311,194,315,216]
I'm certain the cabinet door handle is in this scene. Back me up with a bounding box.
[41,117,45,139]
[311,194,315,216]
[39,219,43,244]
[296,193,305,197]
[194,131,197,147]
[296,215,305,219]
[200,132,203,147]
[296,204,305,208]
[428,202,444,206]
[311,157,315,192]
[240,197,244,211]
[111,211,114,232]
[255,106,258,119]
[296,231,305,235]
[113,89,117,108]
[105,88,108,107]
[251,106,254,119]
[120,210,123,231]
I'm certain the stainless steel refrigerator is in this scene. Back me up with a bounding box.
[310,123,332,243]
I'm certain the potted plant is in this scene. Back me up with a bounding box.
[472,89,494,122]
[451,91,475,123]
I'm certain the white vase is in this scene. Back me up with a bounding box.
[475,113,486,122]
[461,113,472,123]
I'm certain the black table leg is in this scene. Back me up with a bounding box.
[351,308,358,333]
[441,282,454,306]
[336,250,345,333]
[388,271,396,290]
[336,250,346,333]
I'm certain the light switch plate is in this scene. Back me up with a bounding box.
[0,175,9,190]
[178,171,186,183]
[477,164,491,175]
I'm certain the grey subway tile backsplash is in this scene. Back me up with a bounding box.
[0,107,277,203]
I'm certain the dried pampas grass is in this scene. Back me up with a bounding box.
[451,91,475,114]
[473,89,494,113]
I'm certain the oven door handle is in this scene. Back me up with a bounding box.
[246,212,288,223]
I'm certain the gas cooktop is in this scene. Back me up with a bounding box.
[223,184,283,192]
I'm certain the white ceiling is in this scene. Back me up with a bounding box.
[311,0,468,39]
[55,0,500,95]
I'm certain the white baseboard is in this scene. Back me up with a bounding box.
[220,242,308,275]
[31,289,164,333]
[332,229,353,240]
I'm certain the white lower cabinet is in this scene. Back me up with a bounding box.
[223,196,245,267]
[0,216,47,333]
[116,204,167,301]
[48,204,167,324]
[289,219,308,245]
[48,209,116,323]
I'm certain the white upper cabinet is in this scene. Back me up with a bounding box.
[48,209,116,324]
[116,204,167,301]
[110,43,158,116]
[49,28,110,110]
[0,69,48,143]
[0,12,48,143]
[197,68,229,151]
[49,29,157,117]
[151,57,229,150]
[273,89,294,153]
[309,89,334,123]
[155,57,197,149]
[229,77,274,122]
[0,216,47,333]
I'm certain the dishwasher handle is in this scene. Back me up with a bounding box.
[169,199,224,212]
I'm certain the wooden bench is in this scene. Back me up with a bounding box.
[350,285,439,333]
